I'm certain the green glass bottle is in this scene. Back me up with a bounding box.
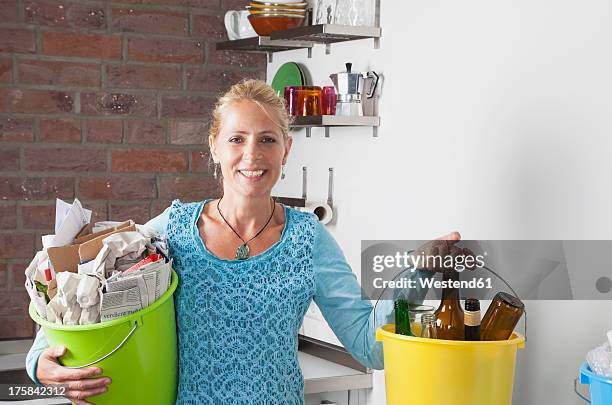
[394,299,414,336]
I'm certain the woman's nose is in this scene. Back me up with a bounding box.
[243,139,263,160]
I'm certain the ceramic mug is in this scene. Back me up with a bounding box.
[224,10,257,40]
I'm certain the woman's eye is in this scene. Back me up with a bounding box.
[261,137,276,143]
[229,137,242,143]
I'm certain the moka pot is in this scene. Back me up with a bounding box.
[329,62,379,116]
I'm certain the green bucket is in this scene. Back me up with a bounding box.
[29,270,179,405]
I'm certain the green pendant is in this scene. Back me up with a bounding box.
[235,244,249,260]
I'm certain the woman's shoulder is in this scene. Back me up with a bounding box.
[285,205,318,226]
[169,199,206,210]
[284,206,322,244]
[158,199,210,229]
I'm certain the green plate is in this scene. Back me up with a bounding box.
[271,62,304,96]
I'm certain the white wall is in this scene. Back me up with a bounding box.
[271,1,612,403]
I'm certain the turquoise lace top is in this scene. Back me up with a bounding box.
[26,199,398,404]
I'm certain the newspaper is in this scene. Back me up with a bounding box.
[100,259,172,322]
[107,273,150,307]
[100,286,143,322]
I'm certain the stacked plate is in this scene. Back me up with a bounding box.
[247,0,307,16]
[270,62,306,96]
[246,0,307,35]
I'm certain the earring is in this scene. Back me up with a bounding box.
[213,163,219,180]
[207,154,215,174]
[281,165,286,180]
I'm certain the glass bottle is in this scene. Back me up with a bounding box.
[480,292,524,341]
[464,298,481,341]
[420,313,437,339]
[434,268,464,340]
[394,299,414,336]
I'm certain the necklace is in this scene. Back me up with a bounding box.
[216,197,276,260]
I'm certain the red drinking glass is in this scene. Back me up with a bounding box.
[284,86,301,116]
[321,86,337,115]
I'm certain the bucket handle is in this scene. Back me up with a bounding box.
[574,378,591,403]
[64,322,139,369]
[373,250,527,342]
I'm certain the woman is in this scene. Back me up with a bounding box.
[27,80,462,404]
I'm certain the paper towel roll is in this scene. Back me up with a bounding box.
[300,202,333,225]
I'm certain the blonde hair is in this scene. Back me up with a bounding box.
[209,79,290,143]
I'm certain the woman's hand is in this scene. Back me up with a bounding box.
[413,231,476,272]
[36,345,111,405]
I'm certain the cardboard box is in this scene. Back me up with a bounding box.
[48,220,135,273]
[78,224,137,263]
[47,244,81,273]
[74,220,132,245]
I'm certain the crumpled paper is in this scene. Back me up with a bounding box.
[45,272,103,325]
[46,296,64,325]
[63,304,82,326]
[56,272,81,308]
[24,250,51,319]
[79,306,100,325]
[76,276,100,308]
[88,231,149,280]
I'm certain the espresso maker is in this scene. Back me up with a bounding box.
[329,62,379,116]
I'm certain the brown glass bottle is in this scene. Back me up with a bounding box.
[480,292,524,341]
[464,298,481,341]
[434,268,464,340]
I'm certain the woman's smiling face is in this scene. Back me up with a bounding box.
[210,99,292,198]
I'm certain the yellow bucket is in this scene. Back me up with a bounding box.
[376,324,525,405]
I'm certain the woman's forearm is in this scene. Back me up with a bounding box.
[26,328,49,384]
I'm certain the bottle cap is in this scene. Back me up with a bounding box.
[421,313,436,324]
[496,292,524,309]
[464,298,480,311]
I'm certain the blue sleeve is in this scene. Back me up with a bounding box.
[312,223,435,370]
[26,328,49,385]
[312,223,394,370]
[145,206,171,236]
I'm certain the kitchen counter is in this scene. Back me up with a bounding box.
[299,351,373,395]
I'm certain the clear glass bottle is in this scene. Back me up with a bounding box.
[420,313,437,339]
[394,299,414,336]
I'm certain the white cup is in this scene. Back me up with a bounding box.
[224,10,257,40]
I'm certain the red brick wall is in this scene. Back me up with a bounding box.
[0,0,266,339]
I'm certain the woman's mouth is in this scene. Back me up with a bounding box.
[239,169,266,178]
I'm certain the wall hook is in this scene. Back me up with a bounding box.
[327,167,334,208]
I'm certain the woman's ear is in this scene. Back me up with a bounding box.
[282,136,293,165]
